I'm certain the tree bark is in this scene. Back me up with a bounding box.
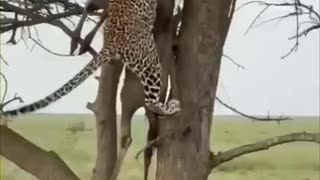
[156,0,236,180]
[209,132,320,170]
[0,126,79,180]
[143,0,177,179]
[88,62,123,180]
[87,0,177,179]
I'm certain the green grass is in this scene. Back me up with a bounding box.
[1,114,319,180]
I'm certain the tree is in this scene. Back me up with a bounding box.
[0,0,319,180]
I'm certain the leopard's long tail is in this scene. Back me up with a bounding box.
[2,50,116,118]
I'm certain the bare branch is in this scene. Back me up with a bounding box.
[49,20,98,56]
[244,5,269,35]
[0,72,8,104]
[0,52,9,65]
[1,93,24,110]
[281,0,301,59]
[0,72,23,112]
[281,40,299,59]
[222,54,245,70]
[210,132,320,170]
[0,0,98,57]
[290,23,320,38]
[135,136,160,159]
[238,1,320,20]
[0,126,80,180]
[255,11,310,28]
[0,0,104,57]
[0,1,83,33]
[29,37,73,57]
[215,96,291,122]
[238,0,320,59]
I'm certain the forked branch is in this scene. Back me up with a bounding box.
[0,0,98,57]
[0,94,24,110]
[238,0,320,59]
[0,72,23,111]
[210,132,320,170]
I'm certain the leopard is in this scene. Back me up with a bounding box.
[0,0,181,120]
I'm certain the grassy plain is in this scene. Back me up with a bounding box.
[0,114,319,180]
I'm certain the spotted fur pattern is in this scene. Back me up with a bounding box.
[1,0,180,118]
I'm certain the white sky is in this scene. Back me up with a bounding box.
[1,0,319,116]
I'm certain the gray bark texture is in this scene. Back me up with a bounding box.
[155,0,236,180]
[88,62,123,180]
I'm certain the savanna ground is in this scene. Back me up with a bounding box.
[0,114,319,180]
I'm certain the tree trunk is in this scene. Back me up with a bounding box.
[88,62,123,180]
[156,0,236,180]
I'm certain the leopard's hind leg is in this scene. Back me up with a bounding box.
[140,65,180,116]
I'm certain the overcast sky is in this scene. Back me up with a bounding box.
[1,0,319,116]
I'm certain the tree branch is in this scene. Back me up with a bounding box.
[243,5,269,35]
[0,72,23,125]
[0,54,9,65]
[0,71,23,111]
[0,126,80,180]
[49,20,98,56]
[215,96,291,122]
[135,136,160,160]
[222,54,245,70]
[29,36,73,57]
[1,0,98,57]
[238,0,320,59]
[210,132,320,170]
[0,1,83,33]
[290,23,320,39]
[0,94,24,110]
[0,72,9,104]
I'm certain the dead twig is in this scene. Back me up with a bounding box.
[29,37,73,57]
[281,0,300,59]
[238,0,320,59]
[135,136,160,159]
[0,54,9,65]
[0,94,24,110]
[222,54,245,70]
[215,96,291,122]
[244,5,269,35]
[0,72,23,111]
[0,72,8,104]
[289,23,320,39]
